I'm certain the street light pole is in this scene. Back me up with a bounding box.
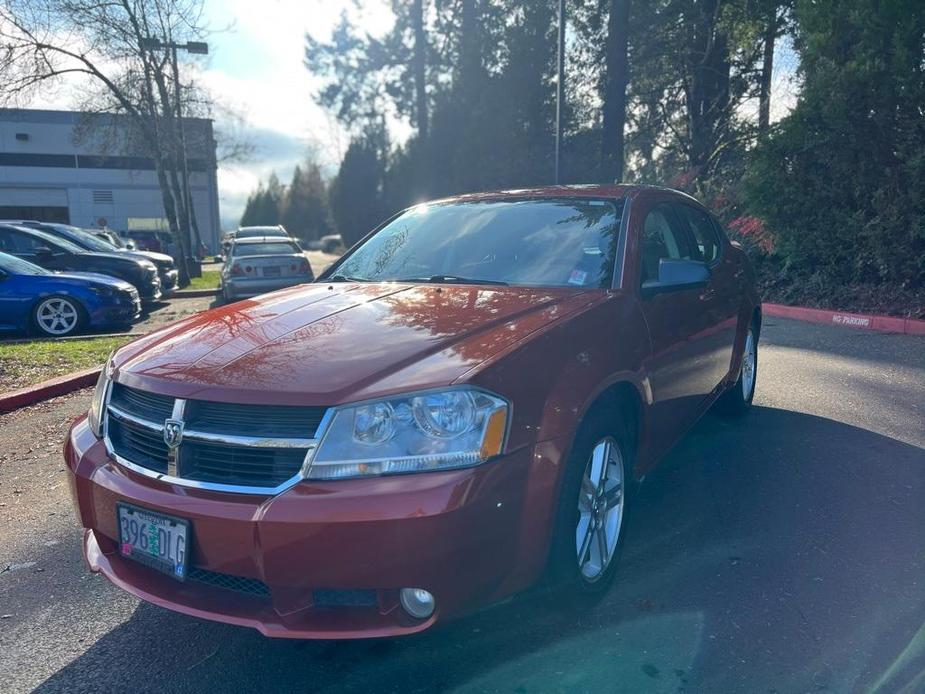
[555,0,566,185]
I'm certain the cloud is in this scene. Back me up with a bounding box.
[217,125,324,226]
[202,0,396,228]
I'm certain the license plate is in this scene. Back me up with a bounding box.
[262,266,281,277]
[117,503,190,581]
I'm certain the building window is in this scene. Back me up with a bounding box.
[0,206,69,223]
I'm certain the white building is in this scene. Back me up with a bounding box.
[0,108,221,252]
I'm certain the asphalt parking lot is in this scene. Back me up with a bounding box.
[0,316,922,693]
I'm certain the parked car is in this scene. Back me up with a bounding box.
[0,252,140,336]
[94,229,136,251]
[220,236,314,302]
[65,184,760,639]
[222,225,290,257]
[0,224,162,304]
[126,230,172,254]
[319,234,345,254]
[9,221,179,297]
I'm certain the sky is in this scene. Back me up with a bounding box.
[200,0,397,228]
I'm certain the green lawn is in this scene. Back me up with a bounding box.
[187,269,221,290]
[0,336,134,393]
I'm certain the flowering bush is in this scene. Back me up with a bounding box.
[727,215,775,254]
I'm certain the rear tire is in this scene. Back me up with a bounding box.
[548,406,634,599]
[32,296,84,337]
[717,320,758,416]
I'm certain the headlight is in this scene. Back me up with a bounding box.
[308,388,509,480]
[90,285,115,297]
[87,357,113,438]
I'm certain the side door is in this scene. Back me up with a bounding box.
[632,198,721,455]
[672,202,739,389]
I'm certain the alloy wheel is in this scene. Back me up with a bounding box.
[36,297,79,335]
[576,437,625,582]
[742,328,757,400]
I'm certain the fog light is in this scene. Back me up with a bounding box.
[400,587,435,619]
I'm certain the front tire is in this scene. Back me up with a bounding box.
[548,407,633,597]
[32,296,84,337]
[717,320,758,415]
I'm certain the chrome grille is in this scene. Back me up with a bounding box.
[108,416,169,473]
[104,383,328,493]
[185,400,326,438]
[110,383,173,421]
[184,441,306,486]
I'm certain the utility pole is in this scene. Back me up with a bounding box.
[555,0,566,184]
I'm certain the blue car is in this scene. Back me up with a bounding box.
[0,252,141,337]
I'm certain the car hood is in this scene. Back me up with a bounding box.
[78,250,149,267]
[123,250,174,268]
[48,271,136,291]
[113,282,599,405]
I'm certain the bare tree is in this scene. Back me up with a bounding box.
[0,0,215,286]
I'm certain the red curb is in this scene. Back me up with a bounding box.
[763,303,925,335]
[0,366,101,414]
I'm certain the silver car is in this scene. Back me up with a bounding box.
[220,236,314,302]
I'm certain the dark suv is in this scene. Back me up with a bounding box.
[0,224,162,303]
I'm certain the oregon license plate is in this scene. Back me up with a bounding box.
[117,503,190,581]
[262,265,281,277]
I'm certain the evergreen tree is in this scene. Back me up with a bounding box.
[744,0,925,286]
[330,128,389,247]
[282,163,332,242]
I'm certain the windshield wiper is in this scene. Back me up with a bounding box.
[325,273,367,282]
[394,275,509,286]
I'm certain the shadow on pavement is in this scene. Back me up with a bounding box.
[35,406,925,693]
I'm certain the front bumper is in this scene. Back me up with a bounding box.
[65,417,551,639]
[159,269,179,295]
[87,293,142,327]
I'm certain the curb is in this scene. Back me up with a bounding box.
[763,303,925,336]
[173,289,218,298]
[0,366,102,415]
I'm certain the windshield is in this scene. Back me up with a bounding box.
[332,199,623,288]
[46,225,116,252]
[26,228,84,254]
[73,228,117,252]
[233,242,301,256]
[0,251,52,275]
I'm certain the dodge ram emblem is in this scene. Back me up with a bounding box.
[163,419,184,449]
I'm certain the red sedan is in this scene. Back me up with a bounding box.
[65,185,760,638]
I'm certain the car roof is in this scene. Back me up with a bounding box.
[234,236,298,245]
[234,227,289,238]
[426,183,704,207]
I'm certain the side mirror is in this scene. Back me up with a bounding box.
[641,258,710,298]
